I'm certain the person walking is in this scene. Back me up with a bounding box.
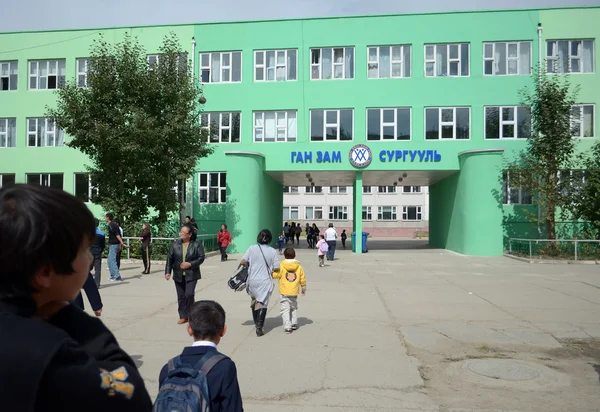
[105,213,129,282]
[324,223,338,261]
[114,218,124,269]
[294,223,301,245]
[240,229,280,337]
[139,222,152,274]
[90,218,105,287]
[73,272,103,317]
[165,224,205,324]
[217,224,232,262]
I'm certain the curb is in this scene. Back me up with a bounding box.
[504,253,600,265]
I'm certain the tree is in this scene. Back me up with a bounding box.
[47,32,212,225]
[570,141,600,239]
[506,66,579,240]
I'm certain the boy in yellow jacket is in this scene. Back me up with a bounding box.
[273,248,306,334]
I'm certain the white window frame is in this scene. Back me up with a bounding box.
[483,41,532,76]
[28,60,66,90]
[310,109,354,142]
[74,173,98,203]
[502,172,533,205]
[26,173,63,189]
[424,43,470,77]
[484,106,532,139]
[366,107,412,141]
[363,186,372,194]
[329,206,348,221]
[377,206,397,221]
[0,118,16,148]
[403,186,422,193]
[362,206,372,221]
[571,104,595,138]
[305,186,323,193]
[254,49,297,82]
[546,39,595,74]
[425,107,471,140]
[0,174,16,188]
[76,58,89,88]
[402,206,423,221]
[305,206,324,220]
[199,52,242,83]
[310,47,355,80]
[367,45,411,79]
[378,186,397,193]
[283,186,299,193]
[0,61,18,91]
[253,111,297,142]
[27,118,64,147]
[283,206,299,220]
[198,172,226,204]
[329,186,348,194]
[200,112,241,143]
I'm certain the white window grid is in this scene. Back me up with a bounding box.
[77,58,89,88]
[571,104,595,138]
[0,174,15,188]
[310,47,354,80]
[254,49,297,81]
[362,206,372,220]
[74,173,98,203]
[402,206,423,221]
[367,108,412,141]
[502,172,533,205]
[378,186,396,193]
[0,61,18,91]
[28,60,66,90]
[27,118,64,147]
[329,206,348,220]
[367,45,411,79]
[425,107,470,140]
[147,54,160,66]
[0,118,16,148]
[546,39,594,74]
[424,43,469,77]
[200,52,242,83]
[305,206,324,220]
[198,172,226,204]
[283,206,299,220]
[305,186,323,193]
[403,186,422,193]
[201,112,241,143]
[311,109,354,141]
[363,186,372,193]
[283,186,299,193]
[483,42,532,76]
[484,106,531,139]
[558,169,588,197]
[27,173,63,188]
[378,206,397,221]
[329,186,348,194]
[253,111,297,142]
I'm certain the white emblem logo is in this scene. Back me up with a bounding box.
[349,144,372,168]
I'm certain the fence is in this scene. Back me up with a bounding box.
[507,238,600,261]
[121,234,219,260]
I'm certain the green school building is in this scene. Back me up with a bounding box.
[0,6,598,255]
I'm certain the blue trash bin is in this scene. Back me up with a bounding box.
[351,232,369,253]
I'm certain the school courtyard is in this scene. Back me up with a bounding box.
[90,241,600,411]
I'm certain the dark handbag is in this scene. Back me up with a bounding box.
[227,264,248,292]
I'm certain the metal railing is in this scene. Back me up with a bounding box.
[508,238,600,261]
[121,234,219,260]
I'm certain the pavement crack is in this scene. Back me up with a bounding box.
[319,347,333,389]
[244,384,426,401]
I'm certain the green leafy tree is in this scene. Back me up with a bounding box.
[571,142,600,239]
[506,66,579,240]
[47,32,211,226]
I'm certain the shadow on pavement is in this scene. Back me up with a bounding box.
[594,364,600,383]
[99,281,131,289]
[241,316,314,335]
[130,355,144,368]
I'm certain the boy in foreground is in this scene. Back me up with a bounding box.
[273,248,306,334]
[0,184,151,411]
[157,300,243,412]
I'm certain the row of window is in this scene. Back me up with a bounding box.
[502,170,589,205]
[0,39,594,91]
[283,205,424,222]
[284,186,423,194]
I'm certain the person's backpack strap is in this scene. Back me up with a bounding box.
[167,356,182,373]
[194,352,226,375]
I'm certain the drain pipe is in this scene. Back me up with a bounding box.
[189,36,196,220]
[191,37,196,82]
[537,23,543,84]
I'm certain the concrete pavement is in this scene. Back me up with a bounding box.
[85,240,600,411]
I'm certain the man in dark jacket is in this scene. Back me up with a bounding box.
[165,224,205,324]
[0,184,152,411]
[90,218,106,287]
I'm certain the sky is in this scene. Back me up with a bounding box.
[1,0,600,32]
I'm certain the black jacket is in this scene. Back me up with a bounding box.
[158,345,243,412]
[0,298,152,412]
[165,240,205,282]
[90,228,106,256]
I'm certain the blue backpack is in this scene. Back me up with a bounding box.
[153,353,225,412]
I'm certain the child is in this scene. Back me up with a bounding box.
[157,300,243,411]
[0,184,152,411]
[273,248,306,334]
[277,231,286,254]
[316,234,328,267]
[341,230,347,249]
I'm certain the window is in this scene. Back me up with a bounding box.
[305,206,323,220]
[283,186,299,193]
[329,186,347,194]
[378,186,396,193]
[253,111,297,142]
[0,174,15,188]
[424,43,469,77]
[283,206,299,220]
[362,206,372,220]
[378,206,397,221]
[26,173,63,189]
[254,49,297,81]
[367,108,411,141]
[200,112,241,143]
[546,40,594,74]
[0,61,18,91]
[363,186,372,193]
[425,107,470,140]
[77,58,89,88]
[200,52,242,83]
[329,206,348,220]
[198,172,226,203]
[311,47,354,80]
[571,105,595,138]
[559,170,588,197]
[27,118,64,147]
[305,186,323,193]
[74,173,98,203]
[403,186,421,193]
[485,106,532,139]
[483,42,531,76]
[146,53,188,72]
[0,118,16,148]
[502,172,532,205]
[367,45,411,78]
[29,60,66,90]
[310,109,353,141]
[402,206,422,221]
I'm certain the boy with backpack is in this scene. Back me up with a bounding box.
[155,300,243,412]
[316,234,328,267]
[272,248,306,334]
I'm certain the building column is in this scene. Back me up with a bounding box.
[352,171,363,254]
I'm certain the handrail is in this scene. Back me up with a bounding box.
[509,238,600,243]
[120,234,218,259]
[507,238,600,261]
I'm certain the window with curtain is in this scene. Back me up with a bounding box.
[502,172,533,205]
[483,41,531,75]
[571,105,595,138]
[254,49,297,81]
[29,60,66,90]
[0,118,16,148]
[27,118,64,147]
[311,47,354,80]
[0,61,18,91]
[367,45,411,78]
[200,52,242,83]
[253,111,297,142]
[200,112,241,143]
[546,40,594,74]
[424,43,469,77]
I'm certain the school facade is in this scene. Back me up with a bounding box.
[0,6,598,255]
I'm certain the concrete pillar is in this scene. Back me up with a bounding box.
[352,171,363,253]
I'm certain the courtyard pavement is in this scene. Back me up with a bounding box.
[86,240,600,411]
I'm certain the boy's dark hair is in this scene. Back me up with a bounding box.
[105,212,114,220]
[185,215,191,220]
[320,234,325,239]
[257,229,272,244]
[284,248,296,259]
[189,300,226,340]
[94,218,100,227]
[0,185,95,298]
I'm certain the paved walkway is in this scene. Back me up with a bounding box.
[88,241,600,411]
